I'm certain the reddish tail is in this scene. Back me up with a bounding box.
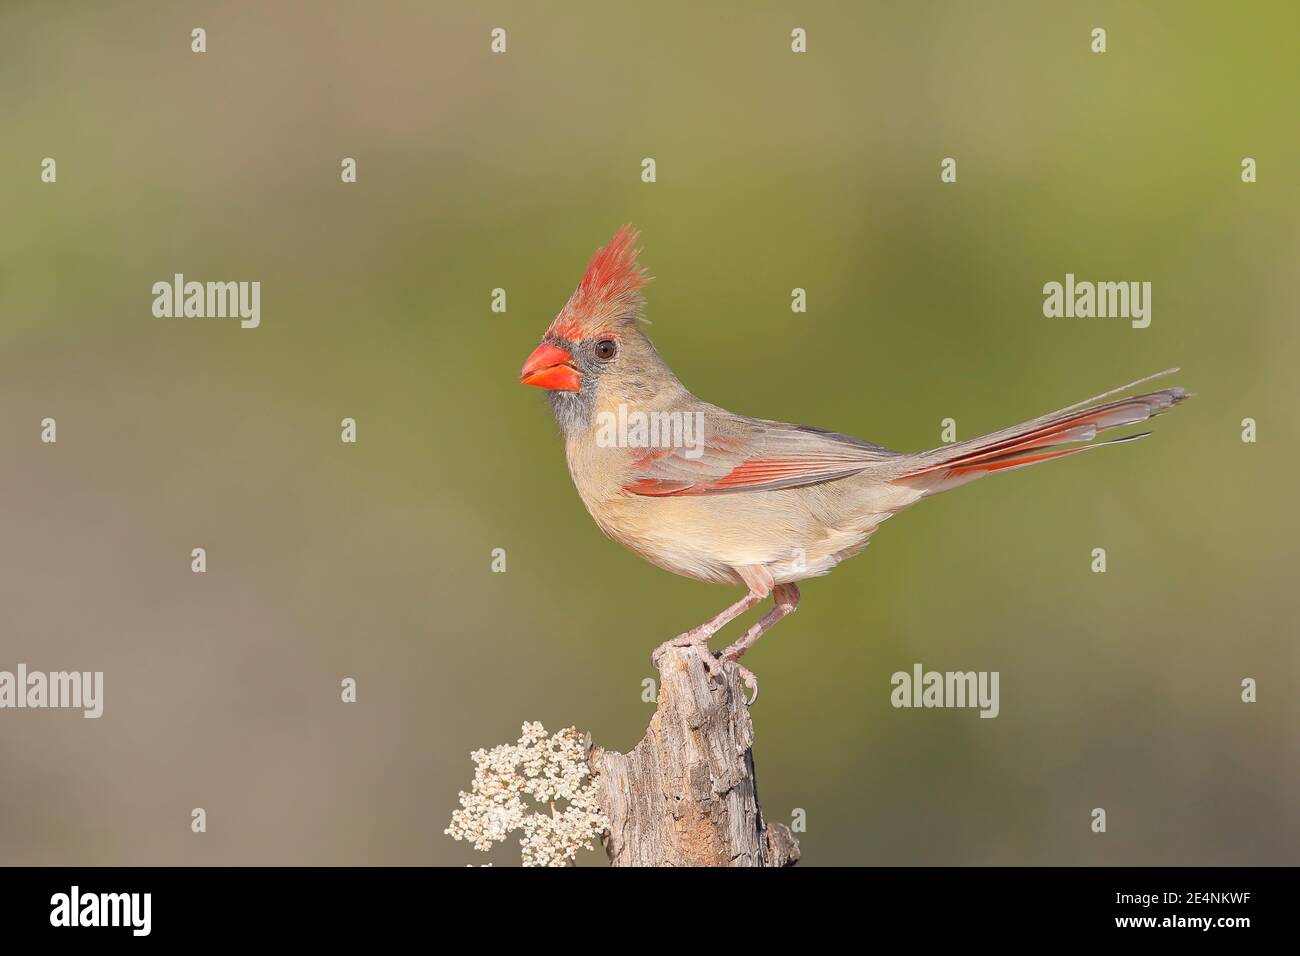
[894,369,1189,495]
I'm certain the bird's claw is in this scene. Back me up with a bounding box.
[652,640,758,705]
[707,651,758,706]
[734,663,759,705]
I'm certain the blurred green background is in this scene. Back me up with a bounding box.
[2,1,1297,866]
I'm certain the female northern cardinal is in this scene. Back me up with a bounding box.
[521,226,1188,699]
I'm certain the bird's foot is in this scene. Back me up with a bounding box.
[650,631,712,668]
[710,651,759,705]
[650,636,753,700]
[736,664,759,705]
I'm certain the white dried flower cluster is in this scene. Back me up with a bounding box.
[446,721,609,867]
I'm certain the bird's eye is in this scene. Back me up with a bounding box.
[593,339,617,361]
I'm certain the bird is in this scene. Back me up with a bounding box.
[520,226,1189,701]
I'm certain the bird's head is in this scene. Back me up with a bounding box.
[520,225,670,431]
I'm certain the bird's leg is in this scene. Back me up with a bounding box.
[650,590,764,666]
[716,583,800,705]
[718,582,801,667]
[650,564,776,668]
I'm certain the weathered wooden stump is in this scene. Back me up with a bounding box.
[589,646,800,867]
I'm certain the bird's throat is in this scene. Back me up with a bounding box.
[547,387,597,437]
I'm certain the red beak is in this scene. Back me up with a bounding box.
[520,342,581,392]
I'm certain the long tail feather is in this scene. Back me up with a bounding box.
[892,371,1189,494]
